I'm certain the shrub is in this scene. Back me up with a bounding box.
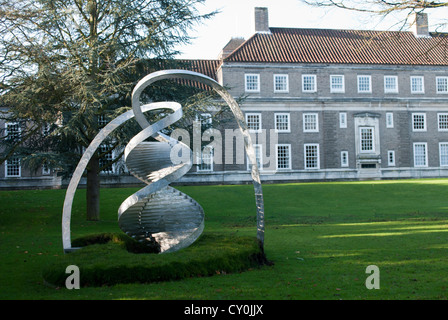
[42,232,266,287]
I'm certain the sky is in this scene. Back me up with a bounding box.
[176,0,448,60]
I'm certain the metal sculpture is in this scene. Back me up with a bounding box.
[62,70,265,253]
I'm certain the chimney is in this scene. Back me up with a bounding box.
[254,7,270,33]
[218,37,245,60]
[412,12,430,38]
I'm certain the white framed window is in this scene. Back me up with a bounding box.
[304,144,320,169]
[275,113,290,133]
[384,76,398,93]
[436,77,448,94]
[357,75,372,93]
[42,123,51,136]
[198,145,214,172]
[274,74,289,92]
[388,150,396,166]
[98,115,109,127]
[5,157,21,177]
[360,127,374,153]
[411,76,424,94]
[5,122,21,141]
[198,113,212,126]
[412,113,426,132]
[245,113,262,133]
[276,144,291,170]
[341,151,349,167]
[386,112,394,128]
[339,112,347,128]
[414,143,428,167]
[302,74,317,92]
[330,75,345,93]
[99,143,115,174]
[438,113,448,131]
[303,113,319,132]
[440,143,448,166]
[245,74,260,92]
[42,163,51,175]
[247,144,262,171]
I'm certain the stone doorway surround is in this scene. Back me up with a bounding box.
[354,112,381,179]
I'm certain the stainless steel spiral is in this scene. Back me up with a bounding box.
[117,105,204,253]
[62,70,265,254]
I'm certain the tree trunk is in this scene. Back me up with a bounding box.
[86,154,100,221]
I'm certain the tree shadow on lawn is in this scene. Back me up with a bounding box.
[270,219,448,299]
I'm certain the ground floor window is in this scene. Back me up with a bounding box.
[99,144,115,174]
[304,144,320,169]
[276,144,291,170]
[440,143,448,166]
[414,143,428,167]
[341,151,349,167]
[198,146,214,172]
[42,163,51,175]
[5,157,21,177]
[388,150,396,166]
[360,127,374,152]
[247,144,262,171]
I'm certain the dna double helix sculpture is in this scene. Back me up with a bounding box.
[62,70,265,254]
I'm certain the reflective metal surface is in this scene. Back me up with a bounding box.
[62,70,265,253]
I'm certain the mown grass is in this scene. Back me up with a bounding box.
[1,179,448,299]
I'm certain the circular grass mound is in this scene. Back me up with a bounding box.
[42,232,267,287]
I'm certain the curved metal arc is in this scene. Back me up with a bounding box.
[131,70,221,130]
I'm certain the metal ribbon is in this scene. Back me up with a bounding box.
[62,70,265,253]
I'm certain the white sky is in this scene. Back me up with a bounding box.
[176,0,448,60]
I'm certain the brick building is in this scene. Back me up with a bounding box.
[186,7,448,184]
[2,7,448,188]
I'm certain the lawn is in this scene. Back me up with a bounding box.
[1,178,448,300]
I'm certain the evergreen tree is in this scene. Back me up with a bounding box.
[0,0,217,220]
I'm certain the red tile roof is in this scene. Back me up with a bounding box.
[224,28,448,66]
[161,59,220,90]
[177,59,221,80]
